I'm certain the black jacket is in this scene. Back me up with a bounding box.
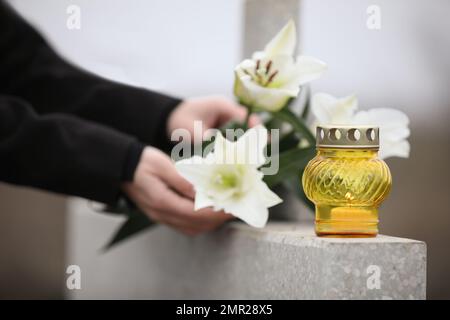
[0,2,181,203]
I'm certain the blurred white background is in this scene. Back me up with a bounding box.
[8,0,244,97]
[1,0,449,299]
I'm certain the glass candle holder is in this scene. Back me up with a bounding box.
[302,125,392,237]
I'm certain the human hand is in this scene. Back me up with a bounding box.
[167,95,260,140]
[122,147,233,236]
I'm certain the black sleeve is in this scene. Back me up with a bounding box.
[0,95,144,204]
[0,2,183,202]
[0,1,181,152]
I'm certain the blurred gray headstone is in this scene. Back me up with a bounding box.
[242,0,300,58]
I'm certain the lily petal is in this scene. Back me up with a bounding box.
[175,155,212,185]
[237,74,298,111]
[284,56,328,87]
[353,108,410,141]
[222,185,270,228]
[233,72,255,108]
[194,191,215,211]
[235,124,268,167]
[261,19,297,58]
[352,108,411,159]
[175,123,282,228]
[311,93,358,124]
[378,139,410,159]
[234,20,326,112]
[212,130,238,165]
[256,179,283,207]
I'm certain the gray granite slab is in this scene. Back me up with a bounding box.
[66,200,426,299]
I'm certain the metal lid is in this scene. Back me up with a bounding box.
[316,125,379,149]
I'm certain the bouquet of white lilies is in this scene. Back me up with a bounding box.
[104,20,410,248]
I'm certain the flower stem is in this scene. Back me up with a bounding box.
[243,105,252,130]
[271,108,315,146]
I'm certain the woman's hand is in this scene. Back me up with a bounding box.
[167,95,259,139]
[122,147,233,236]
[124,96,259,236]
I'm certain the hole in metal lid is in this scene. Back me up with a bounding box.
[318,127,325,140]
[347,128,361,141]
[366,128,376,141]
[329,128,341,141]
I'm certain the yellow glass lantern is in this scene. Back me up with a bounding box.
[302,125,392,237]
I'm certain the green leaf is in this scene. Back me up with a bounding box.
[263,146,315,188]
[271,108,315,145]
[102,196,142,217]
[278,130,300,152]
[100,196,155,251]
[283,171,315,212]
[264,116,283,131]
[220,119,245,131]
[300,87,311,120]
[102,212,155,251]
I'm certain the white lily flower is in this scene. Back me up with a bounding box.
[311,93,358,125]
[311,93,410,159]
[352,108,410,159]
[175,125,282,228]
[234,20,327,112]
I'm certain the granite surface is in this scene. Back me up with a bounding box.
[66,200,426,299]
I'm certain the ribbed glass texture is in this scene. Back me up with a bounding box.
[302,148,392,237]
